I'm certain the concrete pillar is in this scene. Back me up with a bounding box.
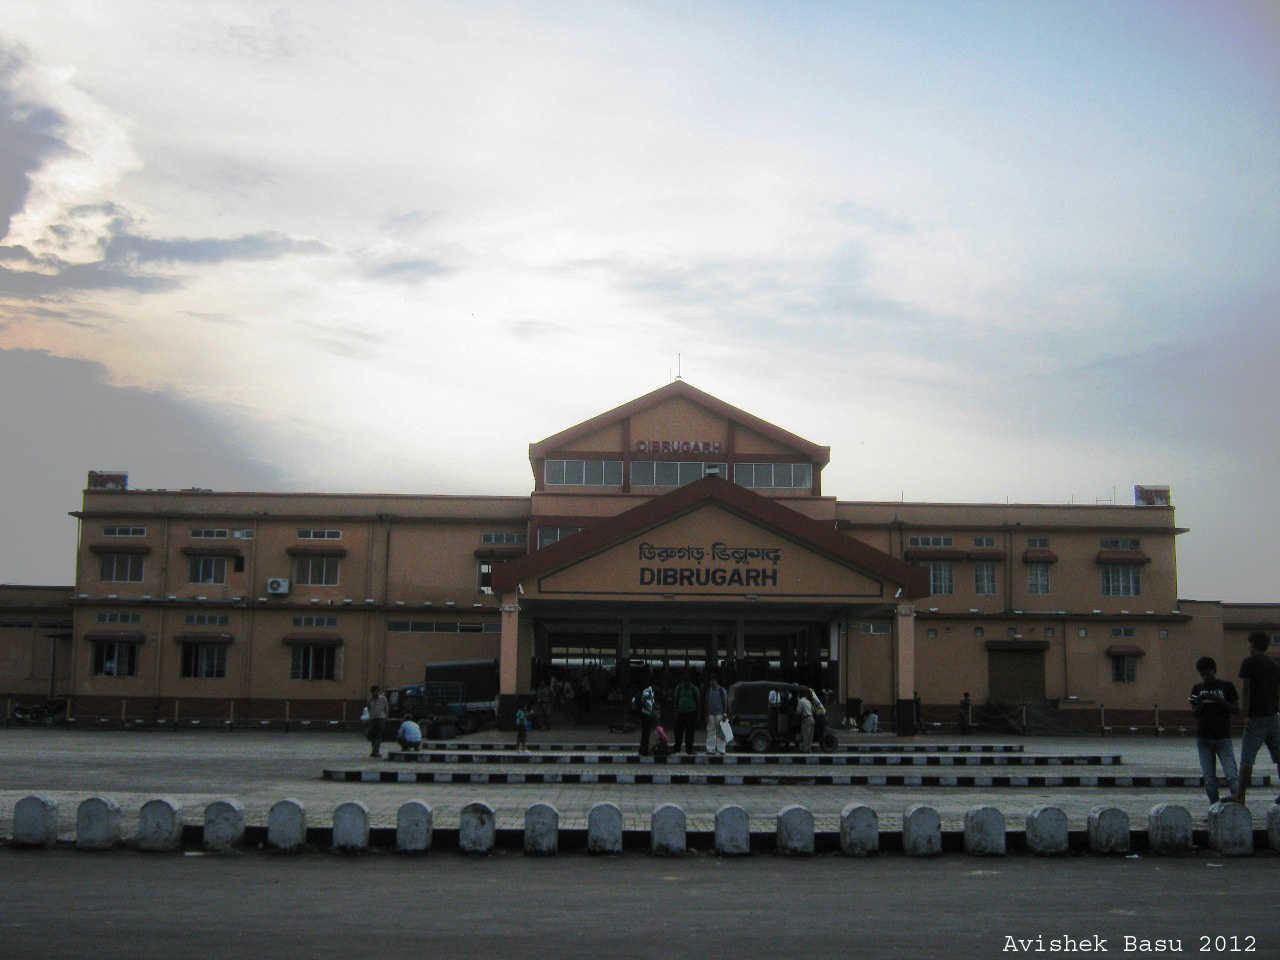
[1147,804,1193,855]
[1087,806,1130,854]
[77,797,123,850]
[524,802,559,856]
[1267,805,1280,853]
[14,795,58,848]
[1025,805,1069,856]
[460,800,495,854]
[1208,801,1253,856]
[715,804,750,856]
[499,593,521,697]
[902,804,941,857]
[839,803,878,856]
[137,798,184,852]
[734,617,746,659]
[268,798,307,851]
[964,806,1006,856]
[893,603,916,735]
[204,799,246,852]
[777,805,815,855]
[587,802,623,854]
[651,803,686,855]
[397,801,433,853]
[333,801,370,850]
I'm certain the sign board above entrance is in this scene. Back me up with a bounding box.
[634,440,723,454]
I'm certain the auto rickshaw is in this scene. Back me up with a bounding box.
[726,680,839,752]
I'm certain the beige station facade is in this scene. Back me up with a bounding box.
[3,380,1277,732]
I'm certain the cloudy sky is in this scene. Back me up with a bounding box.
[1,1,1276,601]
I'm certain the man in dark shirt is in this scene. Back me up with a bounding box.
[1189,656,1239,805]
[1235,631,1280,804]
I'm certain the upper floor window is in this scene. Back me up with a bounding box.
[1101,565,1142,597]
[97,612,142,624]
[859,622,891,635]
[185,613,229,626]
[103,526,146,537]
[974,562,997,596]
[188,555,228,585]
[478,560,496,594]
[295,556,340,586]
[481,532,525,545]
[181,643,227,678]
[922,561,954,595]
[387,619,501,633]
[92,640,138,677]
[1110,626,1136,638]
[973,536,995,548]
[1027,563,1051,595]
[909,535,954,547]
[1111,655,1138,683]
[1027,536,1049,549]
[631,461,726,486]
[545,459,623,486]
[100,553,144,582]
[297,529,342,540]
[733,462,812,489]
[1100,538,1140,550]
[290,644,337,680]
[537,526,581,549]
[191,528,228,539]
[292,615,338,628]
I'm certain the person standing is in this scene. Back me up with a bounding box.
[959,692,972,735]
[366,685,389,758]
[515,701,531,752]
[637,683,657,756]
[704,677,728,755]
[672,672,700,756]
[796,689,815,753]
[1189,656,1239,805]
[1235,631,1280,804]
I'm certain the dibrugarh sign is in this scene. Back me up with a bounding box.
[637,541,781,588]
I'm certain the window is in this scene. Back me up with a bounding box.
[482,532,526,545]
[974,626,985,638]
[0,619,34,628]
[232,528,255,540]
[537,526,581,549]
[295,556,340,586]
[103,525,146,537]
[1100,538,1140,550]
[1110,626,1136,638]
[1158,629,1169,640]
[925,628,938,640]
[292,615,338,628]
[631,461,724,487]
[191,528,228,539]
[297,529,342,540]
[1027,562,1051,595]
[1027,536,1049,549]
[1045,627,1056,638]
[387,619,500,633]
[1101,565,1142,597]
[478,560,499,593]
[973,536,995,548]
[923,561,954,595]
[290,644,336,680]
[459,622,483,633]
[188,555,228,584]
[544,460,624,486]
[1078,628,1089,638]
[859,622,891,635]
[1111,655,1138,683]
[97,612,142,624]
[100,553,144,582]
[974,562,997,596]
[92,641,138,677]
[181,643,227,678]
[185,613,229,626]
[909,535,954,548]
[483,622,501,634]
[733,462,812,489]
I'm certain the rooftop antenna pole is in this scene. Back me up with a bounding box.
[676,353,682,380]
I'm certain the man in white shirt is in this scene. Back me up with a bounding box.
[396,717,423,751]
[796,691,815,752]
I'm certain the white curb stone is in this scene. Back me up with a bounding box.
[397,801,433,853]
[1208,801,1253,856]
[715,804,750,856]
[1025,806,1068,856]
[1147,804,1193,855]
[777,805,814,855]
[333,801,371,850]
[77,797,122,850]
[14,795,58,848]
[268,799,307,851]
[524,802,559,855]
[902,805,941,857]
[587,802,622,854]
[1268,805,1280,853]
[204,799,246,852]
[963,806,1006,856]
[137,798,184,852]
[1087,806,1130,854]
[839,803,878,857]
[651,803,686,855]
[460,801,495,854]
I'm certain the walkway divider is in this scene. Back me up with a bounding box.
[10,795,1280,857]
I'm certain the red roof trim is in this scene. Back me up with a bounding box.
[1096,550,1151,565]
[493,477,929,597]
[903,548,967,561]
[1022,549,1059,564]
[1106,644,1145,657]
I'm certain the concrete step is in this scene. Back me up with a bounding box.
[385,751,1120,767]
[415,741,1025,753]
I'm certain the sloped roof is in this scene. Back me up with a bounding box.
[527,380,831,466]
[493,476,929,597]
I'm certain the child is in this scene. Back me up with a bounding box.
[652,724,672,759]
[515,702,530,752]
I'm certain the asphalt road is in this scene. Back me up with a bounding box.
[3,848,1278,960]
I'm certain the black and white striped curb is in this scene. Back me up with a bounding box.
[385,751,1120,767]
[417,741,1025,754]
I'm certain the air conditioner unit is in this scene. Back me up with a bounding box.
[266,577,290,596]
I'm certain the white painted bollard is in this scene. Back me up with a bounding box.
[1208,801,1253,856]
[333,801,371,851]
[587,802,622,854]
[651,803,686,855]
[1025,806,1069,856]
[964,806,1006,856]
[14,795,58,848]
[460,801,495,854]
[1147,804,1193,855]
[1268,805,1280,853]
[76,797,122,850]
[524,802,559,855]
[839,803,878,856]
[397,801,433,853]
[137,798,184,851]
[777,805,814,855]
[204,799,246,852]
[715,804,750,856]
[268,798,307,851]
[902,805,941,857]
[1087,806,1130,854]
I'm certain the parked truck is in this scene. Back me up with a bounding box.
[386,659,499,734]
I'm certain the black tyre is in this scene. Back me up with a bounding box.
[455,714,477,734]
[749,729,772,753]
[821,730,839,751]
